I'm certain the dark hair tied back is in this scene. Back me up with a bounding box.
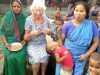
[74,1,90,19]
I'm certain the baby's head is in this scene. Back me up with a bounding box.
[47,41,59,51]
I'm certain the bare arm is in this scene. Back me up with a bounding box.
[24,30,42,41]
[1,35,8,46]
[86,36,99,57]
[1,35,12,50]
[61,33,65,41]
[55,55,62,63]
[80,36,99,61]
[55,52,67,62]
[24,30,31,41]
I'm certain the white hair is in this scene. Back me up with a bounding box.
[30,0,46,12]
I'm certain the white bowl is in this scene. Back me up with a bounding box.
[10,42,23,51]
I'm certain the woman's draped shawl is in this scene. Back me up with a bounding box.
[64,20,93,58]
[0,11,14,36]
[0,11,26,43]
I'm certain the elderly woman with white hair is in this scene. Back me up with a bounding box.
[24,0,50,75]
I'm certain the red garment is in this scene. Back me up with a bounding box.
[54,46,73,68]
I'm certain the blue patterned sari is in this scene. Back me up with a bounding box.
[64,20,93,75]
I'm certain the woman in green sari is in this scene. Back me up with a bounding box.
[0,0,27,75]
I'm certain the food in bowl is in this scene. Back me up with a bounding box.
[10,42,22,51]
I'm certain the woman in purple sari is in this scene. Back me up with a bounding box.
[61,1,99,75]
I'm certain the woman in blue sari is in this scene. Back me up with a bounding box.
[61,1,99,75]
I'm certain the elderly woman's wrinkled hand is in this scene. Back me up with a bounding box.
[30,30,40,36]
[41,29,51,35]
